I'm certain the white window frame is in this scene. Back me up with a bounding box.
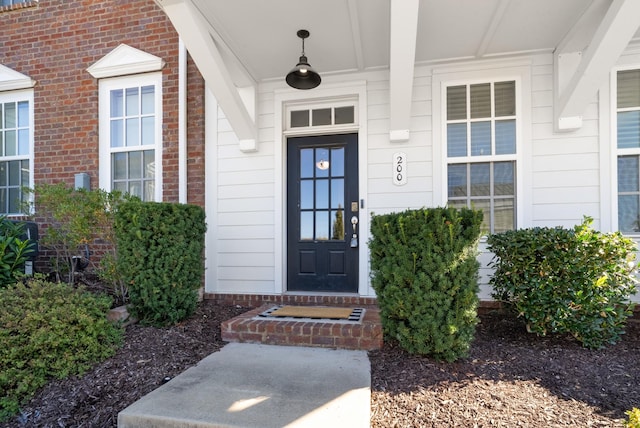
[0,88,34,216]
[98,73,163,201]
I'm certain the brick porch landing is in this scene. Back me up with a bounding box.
[221,304,383,351]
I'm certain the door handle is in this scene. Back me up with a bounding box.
[350,216,358,248]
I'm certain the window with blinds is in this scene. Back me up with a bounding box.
[616,69,640,233]
[445,80,517,234]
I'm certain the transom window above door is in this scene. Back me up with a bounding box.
[286,101,357,131]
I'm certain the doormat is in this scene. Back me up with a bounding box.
[258,306,364,322]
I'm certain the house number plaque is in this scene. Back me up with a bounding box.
[393,152,407,186]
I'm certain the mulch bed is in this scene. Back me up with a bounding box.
[3,301,639,428]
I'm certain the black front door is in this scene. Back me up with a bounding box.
[287,134,359,292]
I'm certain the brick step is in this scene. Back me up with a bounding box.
[221,304,383,351]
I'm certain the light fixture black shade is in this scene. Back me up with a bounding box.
[286,29,321,90]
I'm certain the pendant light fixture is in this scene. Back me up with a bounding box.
[286,29,321,90]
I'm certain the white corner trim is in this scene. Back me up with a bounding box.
[87,44,166,79]
[0,64,36,91]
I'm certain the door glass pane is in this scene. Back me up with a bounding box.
[300,211,313,240]
[291,110,309,128]
[331,178,344,209]
[129,151,142,179]
[126,118,139,146]
[494,199,514,233]
[331,209,345,240]
[335,106,354,124]
[495,119,516,154]
[315,148,329,178]
[300,180,313,209]
[618,70,640,109]
[470,121,491,156]
[470,83,490,118]
[125,87,139,116]
[18,129,29,155]
[619,195,640,232]
[4,130,15,156]
[112,153,127,180]
[144,150,155,178]
[494,162,515,195]
[447,123,467,157]
[315,179,328,209]
[448,164,467,197]
[141,86,155,115]
[618,156,639,192]
[312,108,331,126]
[110,119,123,147]
[495,81,516,116]
[315,211,329,240]
[300,148,314,178]
[447,85,466,120]
[141,116,154,146]
[470,163,490,196]
[110,89,123,117]
[331,147,345,176]
[17,101,28,127]
[617,111,640,149]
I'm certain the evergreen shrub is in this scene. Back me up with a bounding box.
[114,200,206,326]
[487,217,637,349]
[0,217,36,288]
[370,207,483,361]
[0,279,122,420]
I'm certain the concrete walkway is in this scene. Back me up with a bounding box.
[118,343,371,428]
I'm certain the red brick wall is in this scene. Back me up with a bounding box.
[0,0,205,205]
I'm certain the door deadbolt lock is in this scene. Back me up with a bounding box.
[350,216,358,248]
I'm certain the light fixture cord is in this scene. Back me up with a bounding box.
[301,37,305,56]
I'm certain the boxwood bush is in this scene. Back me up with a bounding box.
[487,217,637,349]
[370,207,484,362]
[114,200,206,327]
[0,279,122,420]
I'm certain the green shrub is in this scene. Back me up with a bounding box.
[114,200,206,327]
[487,217,637,349]
[369,207,484,362]
[0,218,36,287]
[0,279,123,420]
[626,408,640,428]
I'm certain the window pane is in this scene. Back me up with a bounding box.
[470,163,490,196]
[494,162,515,195]
[618,195,640,232]
[331,147,345,176]
[300,212,313,240]
[141,86,155,115]
[110,120,123,147]
[315,148,329,178]
[128,151,142,179]
[4,103,15,128]
[144,150,155,178]
[618,70,640,109]
[447,85,466,120]
[141,116,154,146]
[113,181,127,193]
[126,87,139,116]
[495,119,516,154]
[300,180,313,209]
[300,148,314,178]
[8,188,19,214]
[110,89,123,118]
[473,199,491,233]
[470,121,491,156]
[8,160,19,186]
[18,129,29,155]
[448,199,467,210]
[315,179,328,209]
[447,123,467,157]
[17,101,29,127]
[129,181,142,199]
[495,81,516,116]
[331,178,344,209]
[335,106,354,124]
[144,180,155,201]
[494,199,515,233]
[0,189,5,214]
[315,211,329,240]
[617,111,640,149]
[312,108,331,126]
[448,164,467,197]
[21,160,29,186]
[291,110,309,128]
[618,156,639,192]
[470,83,491,118]
[0,162,6,186]
[126,118,139,146]
[112,153,127,180]
[4,130,16,156]
[331,209,344,240]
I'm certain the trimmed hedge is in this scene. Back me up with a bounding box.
[114,201,206,326]
[370,207,484,362]
[487,217,637,349]
[0,280,122,420]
